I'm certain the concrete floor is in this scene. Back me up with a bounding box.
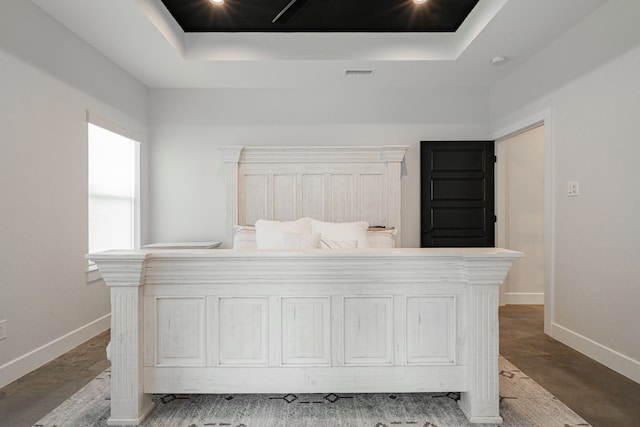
[0,330,110,427]
[0,305,639,426]
[499,305,640,427]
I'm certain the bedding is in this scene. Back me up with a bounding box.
[365,228,397,248]
[232,225,259,249]
[254,217,312,249]
[233,220,397,249]
[310,218,370,248]
[281,232,321,249]
[319,239,358,249]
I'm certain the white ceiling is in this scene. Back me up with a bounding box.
[32,0,606,89]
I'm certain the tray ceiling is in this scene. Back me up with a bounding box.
[31,0,607,88]
[160,0,479,33]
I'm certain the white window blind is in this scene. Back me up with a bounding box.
[88,123,139,254]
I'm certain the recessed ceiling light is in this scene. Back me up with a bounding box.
[413,0,428,4]
[209,0,224,5]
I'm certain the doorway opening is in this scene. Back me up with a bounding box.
[497,125,545,306]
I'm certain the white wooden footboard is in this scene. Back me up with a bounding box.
[90,248,521,425]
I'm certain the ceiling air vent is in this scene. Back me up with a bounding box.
[344,69,375,77]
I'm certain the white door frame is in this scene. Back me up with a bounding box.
[491,108,554,335]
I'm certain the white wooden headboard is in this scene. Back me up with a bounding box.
[220,146,409,247]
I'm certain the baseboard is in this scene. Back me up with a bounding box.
[504,292,544,305]
[0,314,111,389]
[550,321,640,384]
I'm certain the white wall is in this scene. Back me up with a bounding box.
[490,0,640,382]
[148,87,490,248]
[501,126,545,304]
[0,0,148,387]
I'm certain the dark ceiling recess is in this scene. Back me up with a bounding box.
[160,0,480,33]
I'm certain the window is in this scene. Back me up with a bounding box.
[88,122,140,261]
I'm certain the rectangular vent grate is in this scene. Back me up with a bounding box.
[344,69,375,77]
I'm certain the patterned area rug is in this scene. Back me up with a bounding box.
[33,357,590,427]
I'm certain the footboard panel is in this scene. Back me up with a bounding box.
[144,294,460,367]
[91,248,522,425]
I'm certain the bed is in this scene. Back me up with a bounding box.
[89,145,522,425]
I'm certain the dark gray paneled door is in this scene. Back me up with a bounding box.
[420,141,495,247]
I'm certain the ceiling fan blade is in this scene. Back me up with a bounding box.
[272,0,310,24]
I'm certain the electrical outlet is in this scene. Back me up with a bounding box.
[0,319,7,340]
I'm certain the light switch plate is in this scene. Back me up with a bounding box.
[0,319,7,340]
[568,181,579,197]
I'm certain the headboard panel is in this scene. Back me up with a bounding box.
[220,146,408,247]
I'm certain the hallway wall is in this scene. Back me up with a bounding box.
[490,0,640,383]
[501,125,545,304]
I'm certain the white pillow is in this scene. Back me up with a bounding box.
[310,219,370,248]
[282,232,321,249]
[320,239,358,249]
[367,228,397,248]
[236,223,397,249]
[233,225,257,249]
[255,218,312,249]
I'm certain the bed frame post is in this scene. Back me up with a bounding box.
[381,145,407,247]
[97,252,153,426]
[220,146,244,247]
[458,258,506,424]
